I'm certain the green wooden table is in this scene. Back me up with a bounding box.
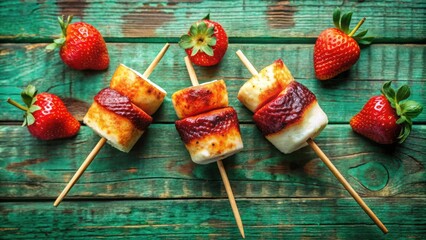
[1,1,425,239]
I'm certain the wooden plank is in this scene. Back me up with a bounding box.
[1,124,425,199]
[1,43,425,123]
[0,1,425,42]
[0,199,425,239]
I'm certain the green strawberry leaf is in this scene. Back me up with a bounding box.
[400,100,423,118]
[396,84,410,101]
[21,93,33,108]
[191,45,201,56]
[354,29,368,38]
[21,85,37,108]
[203,13,210,20]
[340,12,353,34]
[45,42,58,50]
[54,38,65,45]
[380,81,423,144]
[198,21,207,34]
[22,115,27,127]
[179,16,217,56]
[206,26,214,37]
[59,15,73,37]
[25,112,36,126]
[189,24,197,36]
[29,105,41,113]
[46,38,66,51]
[396,104,402,116]
[381,81,395,103]
[7,85,41,127]
[332,9,374,44]
[333,8,341,29]
[209,36,217,46]
[46,15,73,51]
[398,124,412,143]
[201,45,214,56]
[396,115,406,125]
[179,35,194,49]
[357,36,375,45]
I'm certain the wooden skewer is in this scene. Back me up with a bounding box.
[54,43,170,207]
[184,56,245,238]
[143,43,170,77]
[54,137,106,207]
[306,139,388,233]
[235,50,388,234]
[236,50,258,76]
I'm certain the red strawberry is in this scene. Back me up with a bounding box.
[7,85,80,140]
[350,81,423,144]
[178,14,228,66]
[46,16,109,70]
[314,8,374,80]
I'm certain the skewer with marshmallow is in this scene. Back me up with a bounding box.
[172,56,245,238]
[54,43,170,207]
[236,50,388,234]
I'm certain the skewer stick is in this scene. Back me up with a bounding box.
[236,50,258,76]
[236,50,388,234]
[184,56,245,238]
[307,139,388,233]
[143,43,170,77]
[54,43,170,207]
[54,138,106,207]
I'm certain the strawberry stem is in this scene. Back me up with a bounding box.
[7,98,28,111]
[348,17,366,37]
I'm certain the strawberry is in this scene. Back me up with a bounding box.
[7,85,80,140]
[178,14,228,66]
[350,81,423,144]
[46,16,109,70]
[314,8,374,80]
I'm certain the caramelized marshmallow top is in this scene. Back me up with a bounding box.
[237,59,294,112]
[110,64,166,115]
[172,80,228,119]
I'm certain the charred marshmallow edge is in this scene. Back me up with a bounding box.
[83,88,153,153]
[175,107,244,164]
[238,59,294,113]
[253,81,328,154]
[172,80,229,119]
[110,63,167,115]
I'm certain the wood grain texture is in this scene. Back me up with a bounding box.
[1,199,425,239]
[1,43,425,123]
[0,0,425,42]
[0,1,425,239]
[1,124,425,199]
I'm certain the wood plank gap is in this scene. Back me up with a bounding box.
[1,37,425,44]
[1,196,424,202]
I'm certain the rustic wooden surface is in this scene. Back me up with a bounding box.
[1,1,425,239]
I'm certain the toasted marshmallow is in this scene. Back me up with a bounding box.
[253,82,328,154]
[83,88,153,152]
[172,80,228,119]
[110,64,166,115]
[175,107,243,164]
[238,59,294,112]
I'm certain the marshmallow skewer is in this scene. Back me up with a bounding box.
[184,56,245,239]
[236,50,388,234]
[54,43,170,207]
